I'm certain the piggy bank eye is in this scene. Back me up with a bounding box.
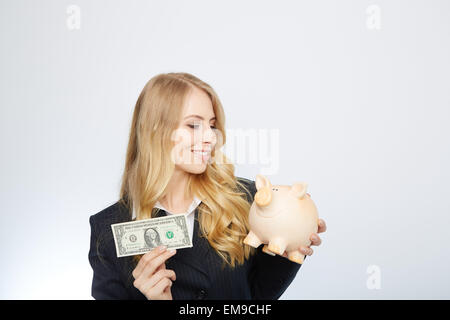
[272,188,278,191]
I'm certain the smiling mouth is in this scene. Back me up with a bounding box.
[191,150,210,155]
[191,150,211,161]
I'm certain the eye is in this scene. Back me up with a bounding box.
[187,124,217,130]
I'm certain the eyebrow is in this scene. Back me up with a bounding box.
[184,115,216,121]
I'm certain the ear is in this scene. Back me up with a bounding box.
[289,182,308,199]
[255,174,272,191]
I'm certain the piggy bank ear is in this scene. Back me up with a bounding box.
[255,174,272,190]
[289,183,308,199]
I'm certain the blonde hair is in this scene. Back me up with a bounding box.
[119,72,255,268]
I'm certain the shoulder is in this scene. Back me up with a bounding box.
[235,176,257,204]
[89,200,132,235]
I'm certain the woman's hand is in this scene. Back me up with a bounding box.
[281,193,327,258]
[299,218,326,256]
[132,245,177,300]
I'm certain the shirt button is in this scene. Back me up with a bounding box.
[197,289,206,299]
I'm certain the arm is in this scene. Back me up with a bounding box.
[249,245,302,299]
[237,177,302,299]
[88,215,131,299]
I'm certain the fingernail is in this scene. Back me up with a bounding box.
[159,246,167,252]
[169,249,176,254]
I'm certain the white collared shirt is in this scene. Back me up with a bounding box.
[132,196,202,243]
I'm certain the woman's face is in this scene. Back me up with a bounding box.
[170,86,218,174]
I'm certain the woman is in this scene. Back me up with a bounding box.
[88,72,327,300]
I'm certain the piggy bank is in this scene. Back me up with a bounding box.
[243,174,319,264]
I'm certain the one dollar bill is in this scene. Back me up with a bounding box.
[111,214,192,258]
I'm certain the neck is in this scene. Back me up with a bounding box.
[159,168,193,213]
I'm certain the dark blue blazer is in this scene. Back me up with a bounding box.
[88,177,302,300]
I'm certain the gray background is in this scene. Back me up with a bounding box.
[1,0,449,299]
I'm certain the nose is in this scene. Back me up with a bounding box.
[202,125,217,148]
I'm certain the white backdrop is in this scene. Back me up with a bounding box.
[1,0,449,299]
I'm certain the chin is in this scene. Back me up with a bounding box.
[178,164,208,175]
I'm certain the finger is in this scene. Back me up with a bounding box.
[318,219,327,233]
[133,246,167,279]
[162,284,172,299]
[310,233,322,246]
[300,246,313,256]
[139,249,177,280]
[151,277,173,298]
[154,269,176,282]
[156,258,167,272]
[145,269,177,290]
[156,263,166,272]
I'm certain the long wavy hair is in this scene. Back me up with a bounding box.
[119,72,255,268]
